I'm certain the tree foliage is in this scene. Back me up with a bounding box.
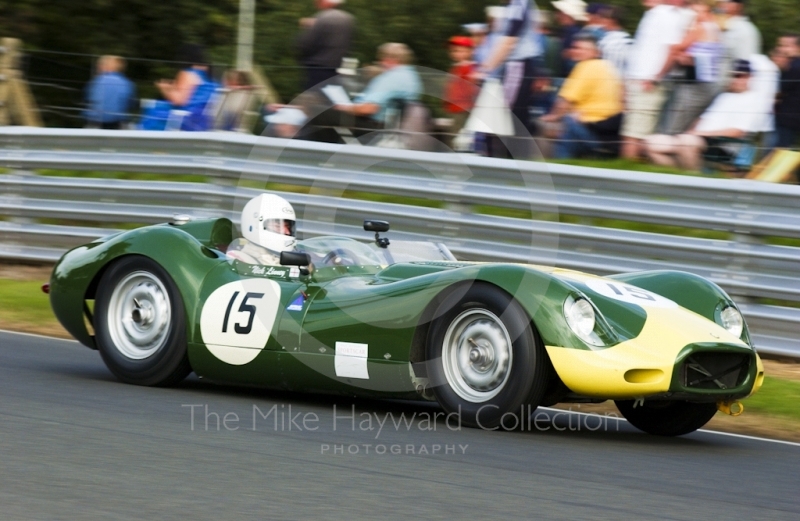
[0,0,797,127]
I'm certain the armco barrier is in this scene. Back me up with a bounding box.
[1,128,798,358]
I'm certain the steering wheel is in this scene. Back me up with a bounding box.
[321,248,358,267]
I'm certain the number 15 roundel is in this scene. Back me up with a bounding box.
[200,279,282,365]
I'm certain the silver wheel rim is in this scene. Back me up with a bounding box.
[441,309,513,403]
[106,271,171,360]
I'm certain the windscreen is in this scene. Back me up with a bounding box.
[296,237,386,266]
[370,240,457,264]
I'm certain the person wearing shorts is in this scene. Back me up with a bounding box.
[479,0,541,158]
[621,0,688,158]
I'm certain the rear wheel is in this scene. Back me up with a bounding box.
[615,399,718,436]
[426,283,549,430]
[94,256,191,386]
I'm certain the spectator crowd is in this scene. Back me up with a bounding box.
[447,0,799,173]
[81,0,800,175]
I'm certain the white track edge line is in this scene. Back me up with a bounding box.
[695,428,800,447]
[542,406,800,448]
[0,328,78,343]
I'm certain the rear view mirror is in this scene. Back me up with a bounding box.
[364,220,390,233]
[364,220,390,248]
[280,251,312,276]
[280,251,311,267]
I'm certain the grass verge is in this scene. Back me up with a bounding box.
[549,158,709,177]
[744,377,800,421]
[0,273,69,338]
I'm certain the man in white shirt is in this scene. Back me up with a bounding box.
[718,0,761,61]
[747,53,780,134]
[644,59,763,171]
[621,0,690,159]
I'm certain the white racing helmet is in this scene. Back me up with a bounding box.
[240,194,297,254]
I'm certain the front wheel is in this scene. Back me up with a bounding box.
[615,399,718,436]
[94,256,191,386]
[426,283,549,430]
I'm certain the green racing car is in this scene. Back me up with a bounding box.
[48,216,764,436]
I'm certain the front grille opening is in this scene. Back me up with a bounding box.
[682,352,750,390]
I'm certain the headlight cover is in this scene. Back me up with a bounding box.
[564,296,610,347]
[719,305,744,338]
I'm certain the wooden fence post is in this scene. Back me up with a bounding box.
[0,38,43,127]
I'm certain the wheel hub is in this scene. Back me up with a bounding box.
[441,309,513,403]
[131,301,154,325]
[106,271,171,360]
[468,339,495,371]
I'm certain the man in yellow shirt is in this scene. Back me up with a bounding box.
[541,34,623,158]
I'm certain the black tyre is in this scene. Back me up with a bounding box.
[426,283,549,429]
[615,399,718,436]
[94,256,191,386]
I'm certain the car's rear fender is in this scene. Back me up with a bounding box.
[50,223,228,348]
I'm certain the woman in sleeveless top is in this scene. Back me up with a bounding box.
[140,44,219,131]
[661,0,724,135]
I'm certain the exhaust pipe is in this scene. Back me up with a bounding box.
[415,383,435,401]
[717,400,744,416]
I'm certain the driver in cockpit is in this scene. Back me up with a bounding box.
[227,194,296,265]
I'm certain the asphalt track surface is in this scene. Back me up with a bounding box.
[1,330,798,520]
